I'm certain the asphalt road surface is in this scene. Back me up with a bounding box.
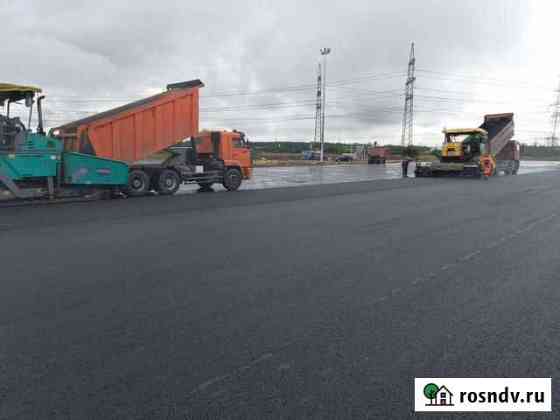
[1,171,560,419]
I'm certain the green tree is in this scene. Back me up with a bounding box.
[423,383,439,403]
[404,145,418,158]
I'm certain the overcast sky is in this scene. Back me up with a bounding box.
[3,0,560,146]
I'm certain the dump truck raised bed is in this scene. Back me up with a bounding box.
[0,81,252,202]
[53,80,202,162]
[415,113,519,178]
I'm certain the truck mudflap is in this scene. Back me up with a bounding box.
[241,166,252,179]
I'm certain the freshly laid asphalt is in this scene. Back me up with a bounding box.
[1,171,559,419]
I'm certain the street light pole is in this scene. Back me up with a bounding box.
[320,47,331,162]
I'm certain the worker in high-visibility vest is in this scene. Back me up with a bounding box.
[480,155,495,179]
[401,156,412,177]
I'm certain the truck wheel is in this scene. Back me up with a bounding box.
[156,169,180,195]
[223,168,242,191]
[126,170,150,196]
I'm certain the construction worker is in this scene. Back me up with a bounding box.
[480,155,495,180]
[401,156,411,177]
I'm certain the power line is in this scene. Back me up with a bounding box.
[415,87,551,105]
[44,71,406,103]
[416,68,553,90]
[32,65,556,143]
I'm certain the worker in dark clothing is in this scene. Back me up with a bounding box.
[401,156,411,177]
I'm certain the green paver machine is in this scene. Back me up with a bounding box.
[0,83,128,200]
[415,113,520,178]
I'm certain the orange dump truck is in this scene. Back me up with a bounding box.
[51,80,252,195]
[367,146,391,164]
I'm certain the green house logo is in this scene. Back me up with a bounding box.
[424,383,454,407]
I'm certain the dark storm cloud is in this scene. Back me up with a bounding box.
[3,0,530,143]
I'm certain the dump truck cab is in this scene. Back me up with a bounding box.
[128,129,253,196]
[194,130,252,180]
[441,128,488,162]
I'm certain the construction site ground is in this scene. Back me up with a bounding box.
[181,159,560,193]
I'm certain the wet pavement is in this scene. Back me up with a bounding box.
[179,160,560,193]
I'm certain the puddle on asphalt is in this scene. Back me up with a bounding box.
[177,161,560,194]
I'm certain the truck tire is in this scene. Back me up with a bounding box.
[156,169,180,195]
[126,170,150,196]
[222,168,242,191]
